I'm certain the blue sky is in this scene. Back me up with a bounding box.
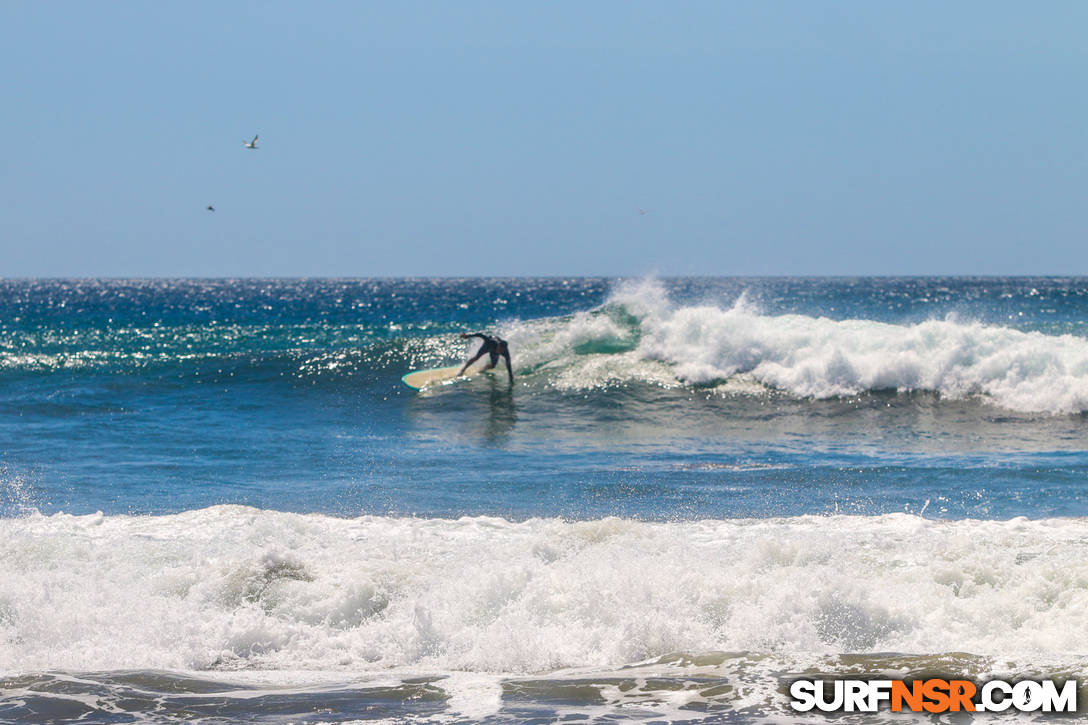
[2,1,1086,277]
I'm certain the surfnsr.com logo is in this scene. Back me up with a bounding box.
[789,679,1078,714]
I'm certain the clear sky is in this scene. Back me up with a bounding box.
[2,1,1086,277]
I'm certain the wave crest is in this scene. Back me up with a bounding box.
[506,280,1088,413]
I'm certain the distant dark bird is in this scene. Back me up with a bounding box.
[206,205,215,212]
[243,134,259,149]
[639,208,648,216]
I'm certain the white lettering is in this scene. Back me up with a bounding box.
[789,680,816,712]
[1041,680,1077,712]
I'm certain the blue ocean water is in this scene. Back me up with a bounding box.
[2,278,1088,723]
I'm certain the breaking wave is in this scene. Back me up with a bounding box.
[2,507,1086,675]
[503,280,1088,414]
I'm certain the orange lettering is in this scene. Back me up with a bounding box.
[922,679,951,713]
[891,681,923,712]
[948,680,976,712]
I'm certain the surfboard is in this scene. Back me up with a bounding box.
[402,359,493,390]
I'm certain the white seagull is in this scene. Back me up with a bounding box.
[243,134,259,149]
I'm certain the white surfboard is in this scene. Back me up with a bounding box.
[401,358,493,390]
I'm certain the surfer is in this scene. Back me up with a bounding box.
[458,332,513,384]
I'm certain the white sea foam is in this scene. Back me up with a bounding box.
[2,507,1086,676]
[503,280,1088,413]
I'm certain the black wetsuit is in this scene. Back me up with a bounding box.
[463,332,513,383]
[465,333,508,366]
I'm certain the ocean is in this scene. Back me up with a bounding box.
[1,277,1087,723]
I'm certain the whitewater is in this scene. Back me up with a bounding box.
[4,507,1087,722]
[4,508,1087,673]
[501,279,1088,414]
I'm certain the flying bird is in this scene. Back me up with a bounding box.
[206,205,215,212]
[243,134,258,149]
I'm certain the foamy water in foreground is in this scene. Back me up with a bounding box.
[6,508,1088,671]
[3,508,1087,722]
